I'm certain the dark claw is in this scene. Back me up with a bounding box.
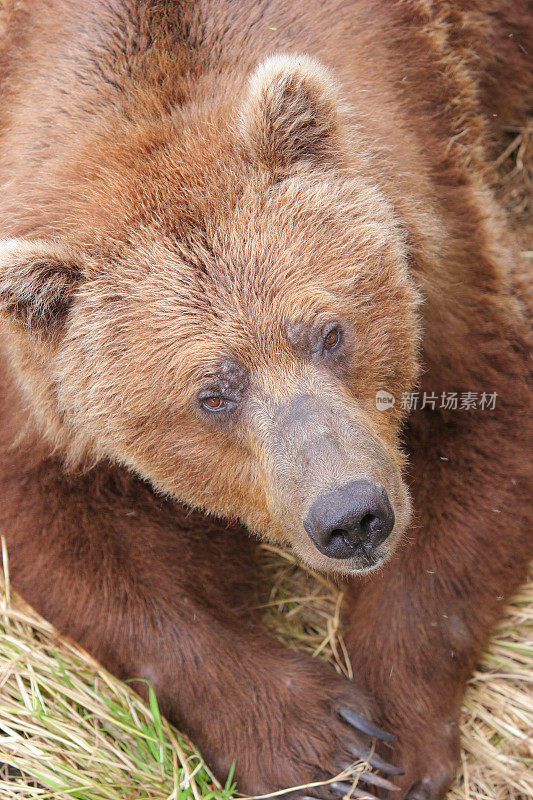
[346,744,405,776]
[358,771,400,792]
[339,766,400,793]
[367,752,405,776]
[338,706,396,742]
[330,782,379,799]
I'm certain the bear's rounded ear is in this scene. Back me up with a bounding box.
[240,53,346,173]
[0,238,84,332]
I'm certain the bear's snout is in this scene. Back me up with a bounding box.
[256,388,408,572]
[303,479,395,562]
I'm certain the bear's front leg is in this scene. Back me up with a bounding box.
[343,394,532,800]
[2,455,400,798]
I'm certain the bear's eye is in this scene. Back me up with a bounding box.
[323,326,342,352]
[201,395,228,412]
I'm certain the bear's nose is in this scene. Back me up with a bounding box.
[303,480,395,560]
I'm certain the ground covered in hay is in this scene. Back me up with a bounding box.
[1,122,532,799]
[1,542,532,800]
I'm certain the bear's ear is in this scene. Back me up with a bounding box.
[0,238,84,332]
[240,53,345,173]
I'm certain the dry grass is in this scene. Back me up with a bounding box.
[0,542,236,800]
[1,123,532,799]
[494,121,532,245]
[259,546,533,800]
[1,542,531,800]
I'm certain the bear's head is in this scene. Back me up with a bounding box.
[0,55,421,574]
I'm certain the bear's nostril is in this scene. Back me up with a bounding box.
[329,528,354,551]
[360,513,379,534]
[331,528,348,540]
[318,528,356,559]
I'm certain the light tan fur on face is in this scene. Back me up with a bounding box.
[248,366,413,574]
[0,54,421,574]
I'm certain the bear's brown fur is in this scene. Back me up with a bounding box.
[0,2,531,798]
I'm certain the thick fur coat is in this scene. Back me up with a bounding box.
[0,2,531,798]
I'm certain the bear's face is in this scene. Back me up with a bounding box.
[0,55,421,575]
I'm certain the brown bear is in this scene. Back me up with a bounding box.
[0,1,531,798]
